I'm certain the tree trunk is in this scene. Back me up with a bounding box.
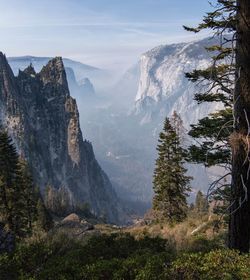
[229,0,250,252]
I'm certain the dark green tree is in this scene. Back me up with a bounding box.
[183,0,236,231]
[0,130,21,234]
[36,198,53,231]
[0,129,41,237]
[18,160,38,233]
[183,1,236,212]
[184,0,250,251]
[153,113,191,223]
[184,0,236,169]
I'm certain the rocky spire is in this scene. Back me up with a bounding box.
[0,53,121,224]
[0,52,7,66]
[40,57,68,87]
[0,52,15,78]
[0,52,20,109]
[23,63,36,76]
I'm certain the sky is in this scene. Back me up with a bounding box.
[0,0,216,71]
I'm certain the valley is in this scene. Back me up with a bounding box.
[6,36,224,218]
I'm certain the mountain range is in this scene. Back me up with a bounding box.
[8,56,112,91]
[4,36,224,217]
[83,36,223,210]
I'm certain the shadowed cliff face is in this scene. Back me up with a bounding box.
[0,52,120,224]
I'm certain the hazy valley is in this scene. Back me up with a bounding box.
[7,36,224,218]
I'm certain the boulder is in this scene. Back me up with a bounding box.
[62,213,80,224]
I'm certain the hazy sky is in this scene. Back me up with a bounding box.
[0,0,215,71]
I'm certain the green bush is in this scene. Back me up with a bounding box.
[0,233,174,279]
[1,233,250,280]
[184,234,225,253]
[135,253,170,280]
[168,249,250,280]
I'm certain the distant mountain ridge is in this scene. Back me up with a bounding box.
[8,55,112,91]
[8,56,99,76]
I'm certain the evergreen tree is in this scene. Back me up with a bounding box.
[18,160,38,234]
[153,113,191,223]
[0,129,42,237]
[184,0,236,169]
[183,2,236,212]
[183,0,236,231]
[184,0,250,251]
[36,198,53,231]
[195,190,209,214]
[0,130,21,234]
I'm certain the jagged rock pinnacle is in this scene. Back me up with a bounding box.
[0,52,121,224]
[23,63,36,76]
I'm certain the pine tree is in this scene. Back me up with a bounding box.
[18,160,38,234]
[183,0,250,252]
[183,2,236,212]
[184,0,236,169]
[0,130,20,234]
[0,129,41,237]
[195,190,209,214]
[153,113,191,223]
[36,198,53,231]
[183,0,236,231]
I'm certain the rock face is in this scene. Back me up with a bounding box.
[0,52,120,224]
[134,37,223,126]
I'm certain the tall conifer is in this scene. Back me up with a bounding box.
[0,129,43,237]
[153,113,191,223]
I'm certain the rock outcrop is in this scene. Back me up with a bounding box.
[0,52,120,224]
[133,37,223,126]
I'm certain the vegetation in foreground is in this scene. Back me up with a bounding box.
[1,229,250,280]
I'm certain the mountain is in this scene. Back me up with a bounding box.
[7,56,112,91]
[4,37,224,218]
[133,37,222,126]
[129,37,224,196]
[97,37,224,208]
[111,62,140,108]
[72,37,223,215]
[0,52,121,224]
[65,67,95,102]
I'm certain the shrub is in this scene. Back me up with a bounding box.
[168,249,250,280]
[2,232,249,280]
[0,233,174,279]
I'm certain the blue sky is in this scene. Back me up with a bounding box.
[0,0,215,71]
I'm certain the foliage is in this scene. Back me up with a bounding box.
[153,112,192,223]
[0,233,175,279]
[185,4,235,167]
[0,130,36,238]
[36,198,54,231]
[169,249,250,280]
[194,190,209,215]
[0,129,52,243]
[184,1,237,221]
[1,231,250,279]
